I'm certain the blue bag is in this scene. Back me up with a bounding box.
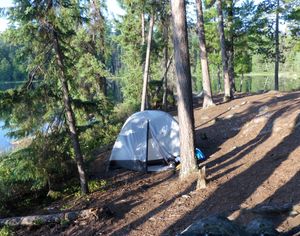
[195,148,206,161]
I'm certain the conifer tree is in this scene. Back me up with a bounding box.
[3,0,113,194]
[216,0,233,101]
[195,0,215,108]
[171,0,198,179]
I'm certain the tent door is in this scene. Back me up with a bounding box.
[147,127,167,166]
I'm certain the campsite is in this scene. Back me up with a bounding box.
[0,0,299,235]
[0,91,299,235]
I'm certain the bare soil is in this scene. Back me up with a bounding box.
[14,91,300,235]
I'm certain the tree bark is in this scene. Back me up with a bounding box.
[171,0,198,179]
[100,76,107,96]
[141,13,155,111]
[141,13,145,46]
[52,30,89,195]
[195,0,215,108]
[227,0,236,94]
[217,63,221,93]
[216,0,232,102]
[274,0,279,91]
[162,20,169,111]
[240,72,244,92]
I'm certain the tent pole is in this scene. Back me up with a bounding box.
[146,119,149,173]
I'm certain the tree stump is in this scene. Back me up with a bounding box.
[196,166,206,190]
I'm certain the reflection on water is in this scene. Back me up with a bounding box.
[0,81,25,91]
[210,74,300,94]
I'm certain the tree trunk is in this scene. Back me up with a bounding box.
[216,0,232,102]
[240,72,244,92]
[141,13,155,111]
[171,0,198,179]
[227,0,236,94]
[100,76,107,96]
[217,63,221,93]
[195,0,215,108]
[52,30,89,195]
[162,20,169,111]
[274,0,279,91]
[141,13,145,46]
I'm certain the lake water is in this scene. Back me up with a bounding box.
[0,121,12,154]
[208,74,300,94]
[0,74,300,153]
[0,81,25,91]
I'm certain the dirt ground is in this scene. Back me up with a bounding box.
[14,91,300,235]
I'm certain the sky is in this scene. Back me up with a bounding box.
[0,0,13,32]
[0,0,124,32]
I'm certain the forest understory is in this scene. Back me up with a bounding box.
[7,90,300,236]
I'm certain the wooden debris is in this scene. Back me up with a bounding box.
[0,207,102,227]
[196,166,207,190]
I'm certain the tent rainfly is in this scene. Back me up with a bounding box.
[109,110,180,172]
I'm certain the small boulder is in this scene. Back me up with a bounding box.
[245,218,278,236]
[179,216,245,236]
[225,114,234,119]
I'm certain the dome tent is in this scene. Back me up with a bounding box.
[109,110,180,172]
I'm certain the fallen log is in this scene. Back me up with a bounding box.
[0,208,100,227]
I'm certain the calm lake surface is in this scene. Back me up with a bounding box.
[209,74,300,94]
[0,75,300,153]
[0,121,12,154]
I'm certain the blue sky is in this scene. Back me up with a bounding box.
[0,0,124,32]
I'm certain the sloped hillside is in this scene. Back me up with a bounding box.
[12,91,300,235]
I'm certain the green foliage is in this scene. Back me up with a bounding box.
[60,218,70,227]
[0,36,26,87]
[114,6,144,109]
[32,218,45,226]
[0,226,12,236]
[47,190,64,200]
[88,179,108,193]
[0,0,122,207]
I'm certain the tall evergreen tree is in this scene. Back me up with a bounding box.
[216,0,232,101]
[171,0,197,179]
[2,0,117,194]
[195,0,215,108]
[227,0,236,93]
[274,0,280,90]
[141,13,154,111]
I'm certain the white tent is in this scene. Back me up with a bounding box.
[109,110,180,172]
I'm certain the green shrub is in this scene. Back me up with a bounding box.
[88,179,108,193]
[0,226,12,236]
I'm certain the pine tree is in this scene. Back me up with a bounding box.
[171,0,198,179]
[3,0,112,194]
[141,13,154,111]
[216,0,232,101]
[195,0,215,108]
